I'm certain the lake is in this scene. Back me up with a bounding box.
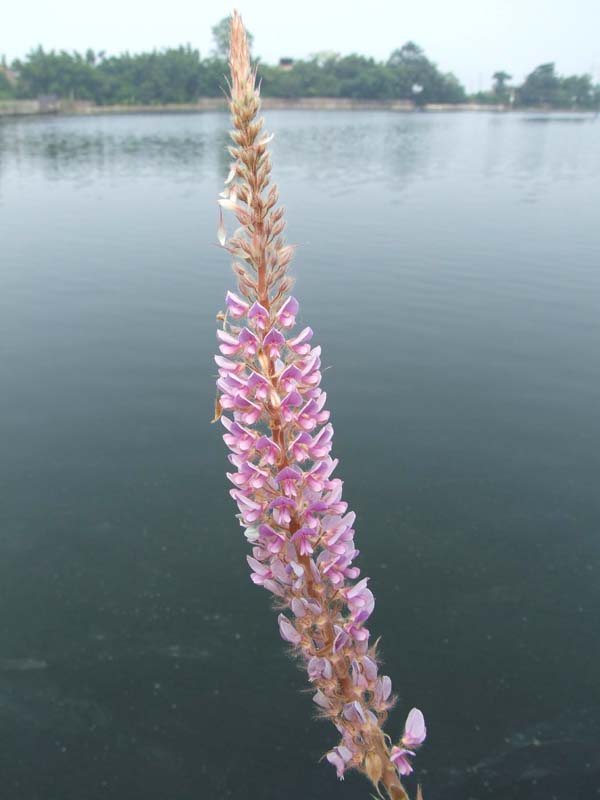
[1,110,599,800]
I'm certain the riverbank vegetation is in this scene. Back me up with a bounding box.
[1,17,598,110]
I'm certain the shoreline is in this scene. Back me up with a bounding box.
[1,97,597,117]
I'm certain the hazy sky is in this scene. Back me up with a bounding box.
[3,0,600,92]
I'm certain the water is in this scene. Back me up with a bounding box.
[1,110,599,800]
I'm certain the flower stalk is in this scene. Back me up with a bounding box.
[214,12,426,799]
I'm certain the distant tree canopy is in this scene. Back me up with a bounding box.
[473,63,599,109]
[492,70,512,98]
[0,70,15,99]
[6,39,599,109]
[9,42,466,104]
[517,62,598,108]
[13,46,228,103]
[386,41,466,104]
[257,45,466,103]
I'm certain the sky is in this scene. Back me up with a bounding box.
[3,0,600,92]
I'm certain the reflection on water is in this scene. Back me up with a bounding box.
[0,114,225,183]
[0,110,599,800]
[523,113,598,123]
[3,111,598,194]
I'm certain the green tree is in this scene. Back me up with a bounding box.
[518,62,559,106]
[0,59,15,99]
[492,71,511,92]
[9,37,477,106]
[95,46,202,104]
[388,41,426,68]
[561,73,596,108]
[492,70,512,100]
[516,63,599,109]
[14,47,99,99]
[387,42,465,104]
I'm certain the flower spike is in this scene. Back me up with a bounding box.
[214,11,425,800]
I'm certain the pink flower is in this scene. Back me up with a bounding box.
[280,389,303,423]
[238,327,259,357]
[221,418,256,454]
[307,656,332,681]
[402,708,427,748]
[246,555,271,585]
[248,301,270,331]
[288,326,313,355]
[297,394,329,431]
[278,363,302,392]
[230,490,264,525]
[258,524,286,554]
[342,700,366,725]
[390,747,415,776]
[390,709,426,777]
[343,577,375,623]
[361,655,378,681]
[274,466,303,498]
[232,395,261,425]
[276,296,299,328]
[225,290,249,319]
[326,745,353,780]
[291,597,321,618]
[254,435,280,465]
[247,371,270,401]
[217,329,241,356]
[278,614,301,645]
[268,496,296,527]
[291,526,315,556]
[263,328,285,358]
[332,625,351,653]
[215,354,243,373]
[374,675,393,706]
[312,689,330,709]
[289,431,311,462]
[308,424,333,458]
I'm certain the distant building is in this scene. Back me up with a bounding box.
[278,58,294,71]
[38,95,60,113]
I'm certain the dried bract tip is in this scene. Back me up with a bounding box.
[229,11,253,99]
[217,208,227,246]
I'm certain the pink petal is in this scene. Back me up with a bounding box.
[402,707,426,747]
[390,747,415,776]
[312,689,330,709]
[277,614,301,645]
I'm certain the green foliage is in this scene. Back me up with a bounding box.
[470,90,500,105]
[517,63,598,108]
[492,70,512,101]
[259,54,394,99]
[7,38,599,110]
[386,42,465,104]
[14,47,98,99]
[96,46,203,104]
[0,70,15,99]
[518,63,559,106]
[258,45,465,103]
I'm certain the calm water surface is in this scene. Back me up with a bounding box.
[1,111,599,800]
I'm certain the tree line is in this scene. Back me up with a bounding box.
[1,43,466,105]
[1,18,598,109]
